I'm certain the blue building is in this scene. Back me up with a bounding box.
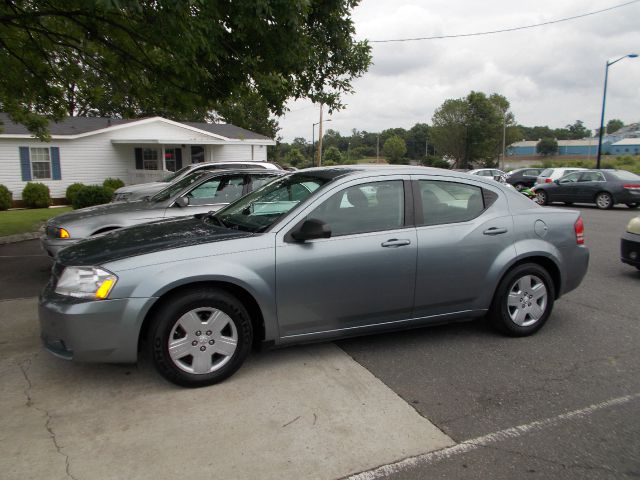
[507,139,600,156]
[609,138,640,155]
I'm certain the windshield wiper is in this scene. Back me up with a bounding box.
[204,213,228,228]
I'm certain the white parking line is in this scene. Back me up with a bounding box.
[347,392,640,480]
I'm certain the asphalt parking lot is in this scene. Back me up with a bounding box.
[0,205,639,479]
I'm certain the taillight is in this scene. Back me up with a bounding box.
[545,178,553,183]
[623,184,640,190]
[574,216,585,245]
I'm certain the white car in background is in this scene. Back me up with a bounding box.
[535,167,587,185]
[468,168,508,183]
[113,161,282,202]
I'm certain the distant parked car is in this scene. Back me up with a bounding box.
[39,166,589,387]
[505,168,544,190]
[468,168,507,182]
[621,216,640,270]
[41,169,285,257]
[532,169,640,209]
[113,161,282,202]
[535,167,586,185]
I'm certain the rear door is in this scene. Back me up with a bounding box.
[576,171,607,202]
[412,176,515,318]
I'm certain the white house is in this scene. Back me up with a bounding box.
[0,113,275,201]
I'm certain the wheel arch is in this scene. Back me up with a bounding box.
[501,255,562,300]
[138,280,266,354]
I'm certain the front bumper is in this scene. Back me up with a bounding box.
[39,290,153,363]
[621,231,640,267]
[40,235,80,258]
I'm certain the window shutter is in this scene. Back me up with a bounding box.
[51,147,62,180]
[19,147,31,181]
[175,148,183,170]
[135,148,143,170]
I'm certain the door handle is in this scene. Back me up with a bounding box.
[483,227,508,235]
[381,239,411,248]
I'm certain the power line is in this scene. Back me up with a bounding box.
[368,0,640,43]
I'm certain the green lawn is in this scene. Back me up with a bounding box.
[0,207,73,237]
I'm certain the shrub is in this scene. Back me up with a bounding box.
[103,177,125,190]
[0,185,12,210]
[72,185,113,209]
[22,182,51,208]
[65,183,86,204]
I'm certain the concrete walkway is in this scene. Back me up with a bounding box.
[0,298,453,480]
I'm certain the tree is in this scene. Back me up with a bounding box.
[284,148,309,168]
[0,1,371,139]
[536,138,558,156]
[382,135,407,164]
[607,119,624,134]
[565,120,590,139]
[323,146,343,165]
[431,92,516,168]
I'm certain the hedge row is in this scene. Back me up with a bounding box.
[0,177,124,210]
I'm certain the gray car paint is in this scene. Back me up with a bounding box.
[39,166,589,364]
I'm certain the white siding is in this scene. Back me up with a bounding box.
[209,144,267,162]
[0,136,130,200]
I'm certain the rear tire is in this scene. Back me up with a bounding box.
[149,288,253,387]
[595,192,613,209]
[535,190,548,206]
[488,263,555,337]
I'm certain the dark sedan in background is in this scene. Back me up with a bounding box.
[505,168,544,190]
[41,169,284,257]
[532,169,640,209]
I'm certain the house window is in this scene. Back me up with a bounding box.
[191,146,205,163]
[165,148,177,172]
[30,147,52,179]
[143,148,159,170]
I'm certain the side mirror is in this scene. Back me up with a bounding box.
[175,196,190,207]
[291,219,331,242]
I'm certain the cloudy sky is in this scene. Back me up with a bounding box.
[277,0,640,142]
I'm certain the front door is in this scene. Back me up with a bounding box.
[553,171,582,202]
[275,179,417,339]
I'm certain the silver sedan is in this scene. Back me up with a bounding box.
[41,169,284,257]
[39,166,589,387]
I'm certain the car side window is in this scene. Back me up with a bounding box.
[188,176,245,205]
[560,172,581,183]
[249,175,278,191]
[308,180,404,237]
[418,180,485,226]
[579,172,605,182]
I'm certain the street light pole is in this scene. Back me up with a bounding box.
[596,53,638,169]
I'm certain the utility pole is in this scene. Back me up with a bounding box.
[316,104,324,167]
[501,113,507,171]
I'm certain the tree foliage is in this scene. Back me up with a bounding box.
[323,146,343,165]
[536,137,558,156]
[382,135,407,164]
[0,0,371,139]
[607,119,624,134]
[431,92,518,169]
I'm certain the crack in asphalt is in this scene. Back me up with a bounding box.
[19,358,78,480]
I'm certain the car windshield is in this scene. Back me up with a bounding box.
[150,170,210,202]
[540,169,552,177]
[212,173,332,233]
[162,165,192,183]
[610,170,640,181]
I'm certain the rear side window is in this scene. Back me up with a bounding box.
[418,180,486,226]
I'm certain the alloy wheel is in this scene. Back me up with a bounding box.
[506,274,548,327]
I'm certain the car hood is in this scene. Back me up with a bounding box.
[56,217,253,266]
[47,201,160,226]
[115,182,166,194]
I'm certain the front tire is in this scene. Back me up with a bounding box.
[595,192,613,209]
[514,183,525,191]
[149,288,253,387]
[488,263,555,336]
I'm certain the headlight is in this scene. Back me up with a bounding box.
[627,217,640,235]
[55,267,118,300]
[49,227,71,238]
